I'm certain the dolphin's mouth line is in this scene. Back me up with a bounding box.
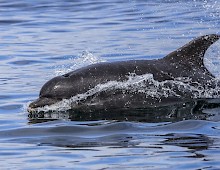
[28,97,61,109]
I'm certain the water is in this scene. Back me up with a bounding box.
[0,0,220,169]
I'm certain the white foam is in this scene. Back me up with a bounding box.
[30,73,220,113]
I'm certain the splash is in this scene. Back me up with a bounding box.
[55,51,105,76]
[202,0,220,18]
[30,73,220,113]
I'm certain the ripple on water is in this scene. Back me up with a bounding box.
[8,59,47,66]
[0,0,220,169]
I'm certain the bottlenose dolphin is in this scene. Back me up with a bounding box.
[28,34,220,112]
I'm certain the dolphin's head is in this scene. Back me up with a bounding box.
[28,73,74,112]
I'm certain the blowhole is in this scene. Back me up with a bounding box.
[63,73,70,78]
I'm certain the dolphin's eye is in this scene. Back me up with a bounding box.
[63,73,69,78]
[41,94,53,98]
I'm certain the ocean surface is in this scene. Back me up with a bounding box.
[0,0,220,169]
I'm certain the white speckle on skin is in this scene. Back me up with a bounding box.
[204,35,209,40]
[54,85,60,90]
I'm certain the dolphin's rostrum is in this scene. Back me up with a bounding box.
[28,34,220,112]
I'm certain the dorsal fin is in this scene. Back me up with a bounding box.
[164,34,220,68]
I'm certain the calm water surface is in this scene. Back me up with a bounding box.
[0,0,220,169]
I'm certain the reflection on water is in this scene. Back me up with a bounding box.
[0,119,219,169]
[28,99,220,123]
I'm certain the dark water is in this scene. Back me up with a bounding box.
[0,0,220,169]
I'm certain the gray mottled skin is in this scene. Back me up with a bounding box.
[28,34,220,111]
